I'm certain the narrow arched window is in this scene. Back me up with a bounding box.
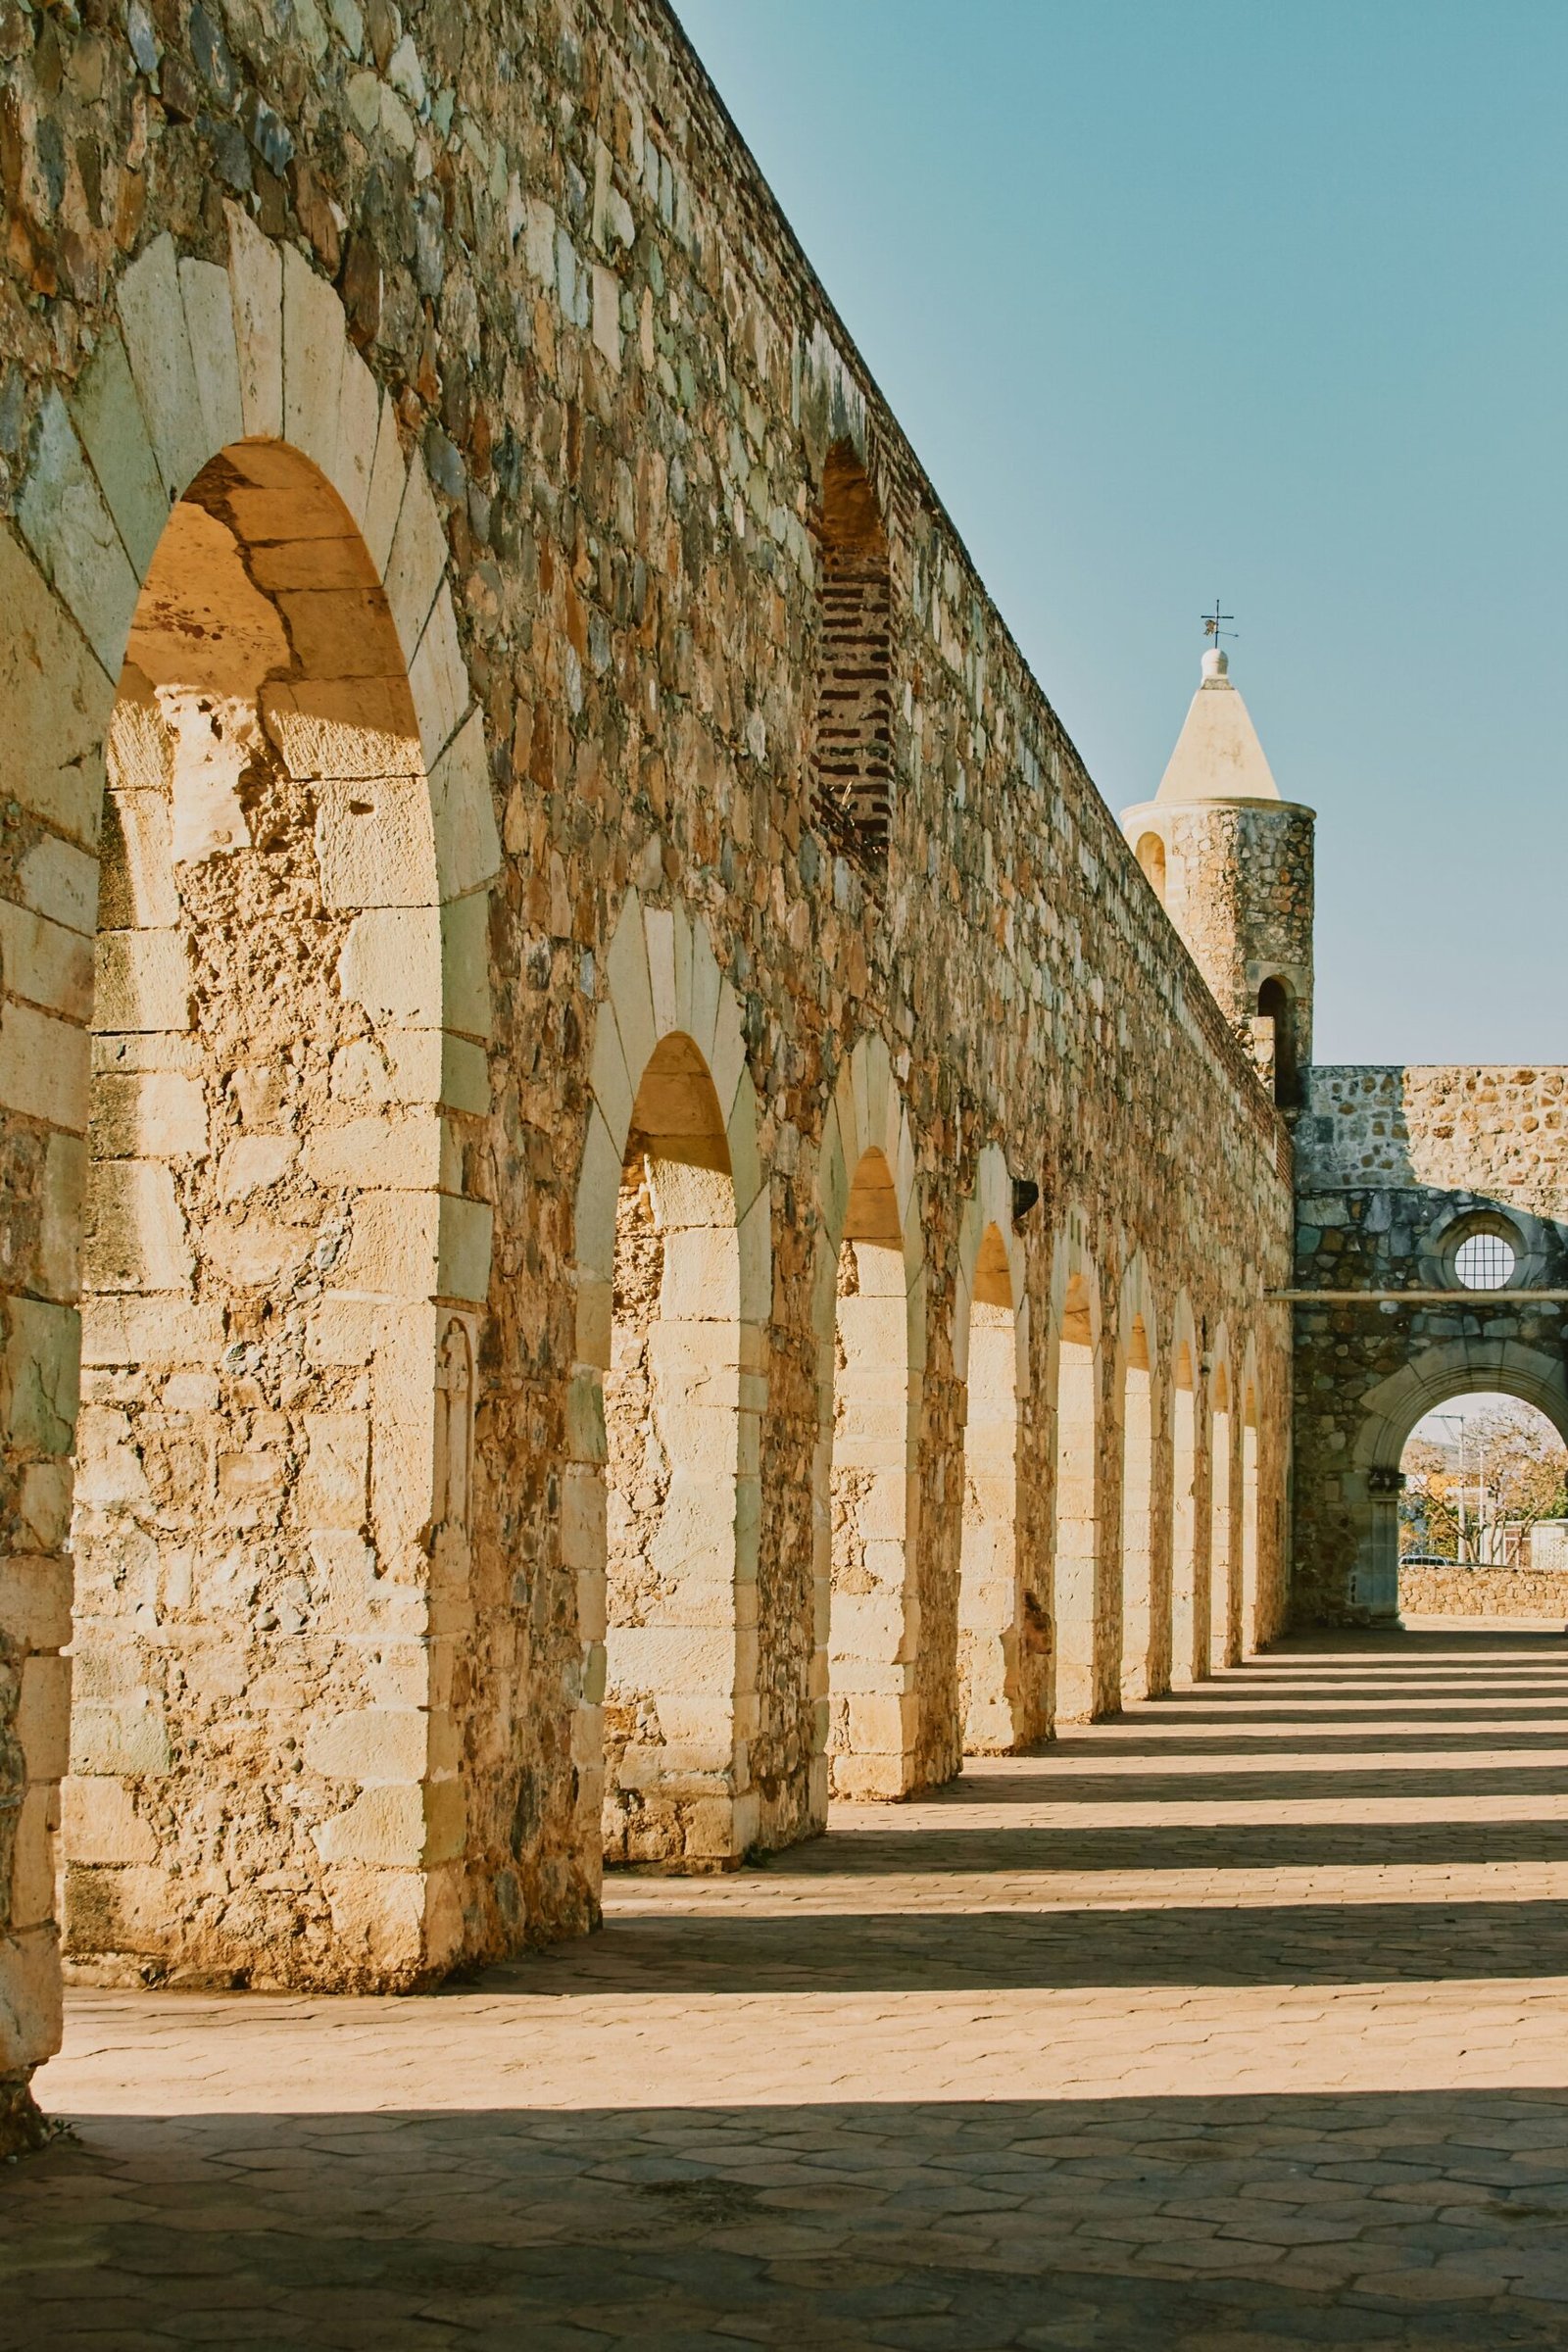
[812,444,893,876]
[1135,831,1166,906]
[1256,976,1298,1109]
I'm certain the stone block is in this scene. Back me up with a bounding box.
[90,1071,207,1160]
[264,674,421,784]
[370,1414,438,1554]
[16,1652,72,1783]
[117,233,207,498]
[178,258,245,457]
[384,462,447,665]
[78,1297,222,1368]
[9,1783,59,1931]
[20,829,99,935]
[314,1782,425,1867]
[0,1926,65,2074]
[85,1160,192,1293]
[94,929,191,1034]
[343,1191,440,1298]
[440,893,492,1042]
[574,1273,612,1372]
[307,1707,428,1784]
[315,776,437,911]
[429,709,501,899]
[304,1112,440,1191]
[337,906,442,1026]
[328,343,382,529]
[282,241,346,480]
[437,1194,493,1305]
[299,1412,369,1531]
[0,1552,73,1656]
[36,1132,87,1304]
[409,583,467,767]
[61,1776,158,1866]
[4,1296,80,1457]
[18,389,140,680]
[70,328,167,579]
[361,397,407,574]
[0,524,113,845]
[226,201,284,438]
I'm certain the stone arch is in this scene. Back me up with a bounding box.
[0,218,498,2030]
[1168,1293,1201,1689]
[1240,1338,1262,1653]
[954,1145,1034,1752]
[1049,1211,1102,1725]
[813,1033,925,1800]
[570,892,769,1877]
[1348,1338,1568,1619]
[1207,1328,1237,1670]
[1117,1255,1159,1704]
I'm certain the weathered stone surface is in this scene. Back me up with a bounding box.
[1293,1066,1568,1623]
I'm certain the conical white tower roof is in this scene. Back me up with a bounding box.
[1155,647,1280,804]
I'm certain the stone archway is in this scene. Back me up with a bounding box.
[1117,1256,1159,1705]
[954,1144,1034,1752]
[1049,1213,1102,1724]
[1350,1340,1568,1620]
[1207,1334,1236,1671]
[813,1035,926,1801]
[570,892,769,1882]
[1168,1295,1201,1689]
[1,216,498,2095]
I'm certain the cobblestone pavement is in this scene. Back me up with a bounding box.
[8,1622,1568,2348]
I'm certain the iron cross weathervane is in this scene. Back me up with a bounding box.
[1202,599,1236,649]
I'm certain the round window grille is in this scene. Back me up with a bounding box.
[1453,1232,1516,1291]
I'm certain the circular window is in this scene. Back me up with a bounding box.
[1453,1231,1517,1291]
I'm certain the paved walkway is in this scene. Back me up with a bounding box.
[8,1623,1568,2347]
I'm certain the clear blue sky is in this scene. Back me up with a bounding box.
[671,2,1567,1065]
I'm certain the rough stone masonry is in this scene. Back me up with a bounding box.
[0,0,1548,2156]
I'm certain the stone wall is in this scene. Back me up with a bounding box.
[1293,1067,1568,1622]
[0,0,1294,2137]
[1398,1563,1568,1622]
[1298,1067,1568,1213]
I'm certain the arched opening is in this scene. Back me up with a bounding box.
[1255,976,1298,1109]
[829,1149,914,1796]
[812,443,893,877]
[1135,831,1166,907]
[1120,1316,1154,1702]
[957,1223,1019,1752]
[1170,1340,1199,1685]
[1053,1272,1100,1723]
[1208,1363,1234,1667]
[1399,1393,1568,1610]
[1241,1384,1261,1651]
[66,442,452,1988]
[603,1035,743,1867]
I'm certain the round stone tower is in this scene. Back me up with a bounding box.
[1121,646,1315,1109]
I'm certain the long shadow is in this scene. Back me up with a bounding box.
[8,2091,1568,2350]
[758,1819,1568,1875]
[514,1896,1568,1993]
[1025,1730,1568,1761]
[936,1764,1568,1807]
[1073,1705,1568,1726]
